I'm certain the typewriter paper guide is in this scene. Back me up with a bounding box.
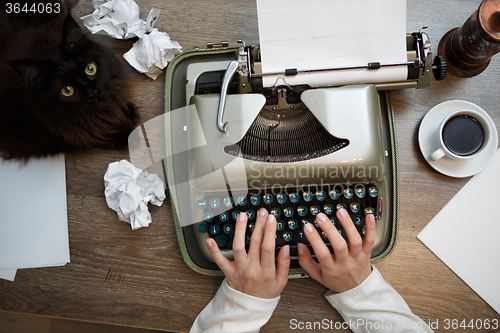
[188,85,386,192]
[256,0,407,88]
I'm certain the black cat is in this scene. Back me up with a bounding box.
[0,1,140,160]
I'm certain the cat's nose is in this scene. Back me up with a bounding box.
[87,87,100,101]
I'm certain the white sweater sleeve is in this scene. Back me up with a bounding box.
[325,266,433,333]
[190,278,280,333]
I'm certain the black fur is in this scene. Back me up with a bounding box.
[0,1,140,160]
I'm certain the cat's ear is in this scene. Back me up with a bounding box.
[62,15,89,53]
[11,60,43,86]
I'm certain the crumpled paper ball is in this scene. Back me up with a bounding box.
[81,0,182,79]
[81,0,155,39]
[123,28,182,79]
[104,160,165,230]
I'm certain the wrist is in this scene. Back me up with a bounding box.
[327,264,374,294]
[222,279,281,305]
[226,279,282,299]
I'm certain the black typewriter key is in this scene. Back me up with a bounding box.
[219,212,229,222]
[329,189,340,200]
[353,215,363,225]
[303,191,313,202]
[310,205,320,216]
[245,209,255,220]
[336,203,347,211]
[250,195,260,206]
[204,212,214,223]
[223,224,233,234]
[323,204,334,215]
[270,208,281,218]
[343,188,354,199]
[263,194,273,205]
[315,190,326,201]
[330,217,338,226]
[275,233,280,242]
[296,230,306,241]
[283,231,293,242]
[197,199,208,210]
[209,224,220,235]
[297,206,307,217]
[215,235,227,248]
[237,196,247,206]
[355,186,366,199]
[277,220,285,231]
[196,183,380,261]
[276,193,287,204]
[364,207,375,215]
[301,218,312,227]
[350,202,360,213]
[289,192,300,204]
[210,198,220,209]
[223,197,234,207]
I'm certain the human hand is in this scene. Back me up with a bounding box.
[206,208,290,299]
[298,208,375,293]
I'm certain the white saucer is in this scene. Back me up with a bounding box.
[418,100,498,178]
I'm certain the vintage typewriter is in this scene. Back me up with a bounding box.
[163,30,446,276]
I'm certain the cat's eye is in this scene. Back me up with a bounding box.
[85,63,97,76]
[61,86,74,97]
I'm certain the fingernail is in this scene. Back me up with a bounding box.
[238,212,246,221]
[258,208,267,216]
[367,213,375,224]
[267,214,276,224]
[304,223,314,233]
[338,208,347,218]
[317,213,328,223]
[283,245,290,257]
[206,239,213,248]
[298,243,304,255]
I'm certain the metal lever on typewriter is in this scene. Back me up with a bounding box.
[217,60,239,133]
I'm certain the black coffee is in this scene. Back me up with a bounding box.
[442,115,484,156]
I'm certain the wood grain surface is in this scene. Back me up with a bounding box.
[1,1,500,332]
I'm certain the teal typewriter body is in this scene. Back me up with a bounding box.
[164,33,444,276]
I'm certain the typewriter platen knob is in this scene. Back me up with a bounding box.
[433,55,447,81]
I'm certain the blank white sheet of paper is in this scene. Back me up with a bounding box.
[0,155,70,275]
[418,148,500,315]
[256,0,408,87]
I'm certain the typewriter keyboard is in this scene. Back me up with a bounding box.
[196,184,380,256]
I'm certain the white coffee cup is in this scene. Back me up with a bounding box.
[429,109,492,162]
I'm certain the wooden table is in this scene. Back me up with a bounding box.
[1,1,499,332]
